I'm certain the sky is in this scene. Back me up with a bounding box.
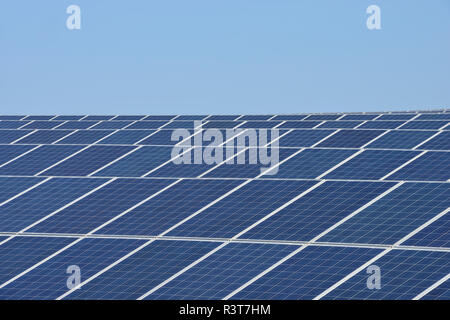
[1,0,449,115]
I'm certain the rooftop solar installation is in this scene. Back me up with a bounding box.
[0,110,448,300]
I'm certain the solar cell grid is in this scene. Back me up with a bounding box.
[0,111,448,301]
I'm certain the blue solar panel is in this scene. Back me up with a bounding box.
[147,243,296,299]
[318,121,362,129]
[57,121,99,129]
[127,121,167,129]
[240,121,282,128]
[0,145,84,176]
[55,130,114,144]
[365,130,436,149]
[417,114,450,120]
[324,150,420,180]
[0,177,45,203]
[207,115,241,120]
[114,115,146,121]
[97,129,155,145]
[359,121,406,129]
[341,114,379,120]
[404,214,449,248]
[0,121,30,129]
[377,114,416,120]
[243,181,395,241]
[232,246,382,299]
[0,237,145,299]
[271,115,307,120]
[97,179,243,236]
[400,120,448,130]
[90,121,133,130]
[0,111,448,301]
[261,148,356,179]
[204,148,299,179]
[276,129,335,147]
[0,236,73,284]
[29,178,174,234]
[240,115,274,120]
[16,130,74,144]
[93,146,173,177]
[0,145,35,166]
[0,130,33,143]
[0,177,108,232]
[22,121,64,129]
[305,114,341,120]
[418,131,450,150]
[321,183,450,244]
[65,240,220,300]
[316,129,384,148]
[324,250,450,299]
[388,151,450,181]
[420,280,450,300]
[167,180,317,239]
[279,121,321,128]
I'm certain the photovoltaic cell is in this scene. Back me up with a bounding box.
[323,150,420,180]
[90,121,133,130]
[232,246,381,299]
[304,114,341,120]
[28,178,174,234]
[261,148,356,179]
[65,240,220,300]
[23,116,55,120]
[400,121,448,130]
[421,280,450,300]
[167,180,317,239]
[0,236,73,285]
[240,121,282,129]
[127,121,168,129]
[52,116,85,121]
[324,250,450,299]
[418,131,450,151]
[365,130,436,149]
[276,129,335,147]
[417,114,450,120]
[0,177,108,232]
[82,116,115,121]
[55,130,114,144]
[15,130,74,144]
[341,114,379,120]
[97,130,155,145]
[147,243,297,300]
[321,182,450,244]
[0,145,84,176]
[204,148,299,179]
[40,145,136,177]
[0,121,30,129]
[144,115,176,121]
[97,179,243,236]
[377,114,416,120]
[0,116,26,120]
[239,115,274,120]
[0,177,45,203]
[279,121,321,129]
[22,121,64,129]
[403,214,449,248]
[114,115,146,121]
[0,145,35,166]
[318,121,362,129]
[388,152,450,181]
[271,115,307,121]
[93,146,173,177]
[0,238,146,299]
[0,130,33,143]
[57,121,98,129]
[359,121,405,129]
[243,181,395,241]
[316,129,384,148]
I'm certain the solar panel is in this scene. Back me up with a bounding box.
[0,110,448,301]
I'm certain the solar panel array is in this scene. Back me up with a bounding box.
[0,111,448,300]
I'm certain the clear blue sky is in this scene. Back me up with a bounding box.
[1,0,449,115]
